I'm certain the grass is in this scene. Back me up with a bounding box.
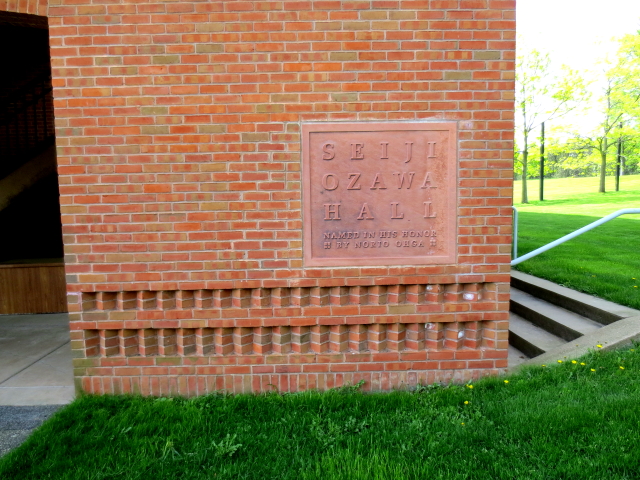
[512,174,640,309]
[513,174,640,217]
[1,347,640,479]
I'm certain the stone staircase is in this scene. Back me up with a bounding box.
[508,270,640,366]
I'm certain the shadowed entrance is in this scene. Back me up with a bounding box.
[0,11,66,315]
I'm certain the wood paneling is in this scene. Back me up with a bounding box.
[0,263,67,314]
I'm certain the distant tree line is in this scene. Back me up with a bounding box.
[515,31,640,202]
[514,136,640,180]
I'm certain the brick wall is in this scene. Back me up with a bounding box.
[0,70,55,177]
[0,0,47,16]
[6,0,515,395]
[0,12,54,174]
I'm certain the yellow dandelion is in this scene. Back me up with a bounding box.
[596,344,603,348]
[620,366,625,370]
[461,423,465,425]
[504,380,509,384]
[464,400,469,405]
[571,360,577,364]
[541,364,546,367]
[557,360,563,363]
[580,363,586,366]
[591,368,596,372]
[467,385,473,389]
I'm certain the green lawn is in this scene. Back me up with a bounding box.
[513,174,640,217]
[1,347,639,479]
[512,175,640,309]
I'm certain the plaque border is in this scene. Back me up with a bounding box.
[301,122,458,267]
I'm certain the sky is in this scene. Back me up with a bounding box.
[516,0,640,133]
[517,0,640,71]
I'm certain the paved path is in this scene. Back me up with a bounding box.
[0,313,74,457]
[0,313,74,405]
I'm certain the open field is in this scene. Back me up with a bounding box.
[1,347,639,480]
[512,175,640,309]
[513,174,640,216]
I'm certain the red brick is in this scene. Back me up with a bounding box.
[8,0,517,394]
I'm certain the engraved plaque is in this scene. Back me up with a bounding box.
[302,122,457,267]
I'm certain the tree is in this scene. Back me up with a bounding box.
[515,49,587,203]
[567,33,640,193]
[619,131,640,175]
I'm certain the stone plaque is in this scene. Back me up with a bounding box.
[302,122,457,267]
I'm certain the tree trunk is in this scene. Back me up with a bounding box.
[521,137,529,204]
[599,137,607,193]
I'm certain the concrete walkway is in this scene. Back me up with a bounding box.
[0,313,74,456]
[0,313,74,406]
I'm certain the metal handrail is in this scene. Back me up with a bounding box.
[511,206,518,260]
[511,208,640,266]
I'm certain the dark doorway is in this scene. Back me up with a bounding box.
[0,11,66,314]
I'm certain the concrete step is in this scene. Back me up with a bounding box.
[516,316,640,369]
[508,271,640,366]
[509,312,566,358]
[511,270,640,325]
[510,287,603,342]
[507,345,529,369]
